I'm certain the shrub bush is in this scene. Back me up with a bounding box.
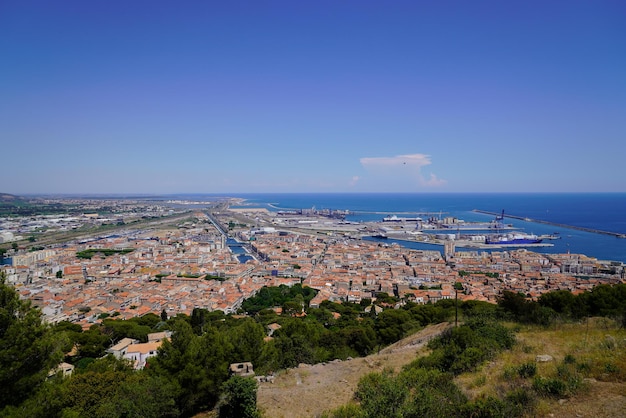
[532,377,568,397]
[563,354,576,364]
[517,362,537,378]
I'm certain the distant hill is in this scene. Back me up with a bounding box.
[0,194,30,214]
[0,193,21,202]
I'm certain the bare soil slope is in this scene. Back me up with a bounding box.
[257,322,451,418]
[547,379,626,418]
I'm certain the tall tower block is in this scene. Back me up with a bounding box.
[444,240,455,261]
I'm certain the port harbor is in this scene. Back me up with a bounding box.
[385,211,517,231]
[263,208,555,250]
[371,211,555,249]
[367,231,555,250]
[473,210,626,239]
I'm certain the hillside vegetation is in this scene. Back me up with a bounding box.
[255,286,626,417]
[1,268,625,418]
[320,317,626,418]
[456,318,626,417]
[256,322,451,417]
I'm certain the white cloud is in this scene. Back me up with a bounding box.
[360,153,447,189]
[349,176,360,186]
[420,173,447,187]
[360,153,432,168]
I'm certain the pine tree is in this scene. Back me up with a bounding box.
[0,272,64,409]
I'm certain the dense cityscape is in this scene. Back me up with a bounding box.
[1,194,625,417]
[2,196,623,328]
[3,1,625,416]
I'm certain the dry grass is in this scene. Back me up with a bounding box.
[195,319,626,418]
[455,318,626,417]
[256,322,451,418]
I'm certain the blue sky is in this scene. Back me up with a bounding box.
[2,1,625,194]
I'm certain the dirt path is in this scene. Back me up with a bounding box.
[257,322,451,418]
[548,380,626,418]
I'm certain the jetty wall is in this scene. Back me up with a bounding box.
[473,210,626,239]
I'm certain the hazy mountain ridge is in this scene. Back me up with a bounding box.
[0,193,21,202]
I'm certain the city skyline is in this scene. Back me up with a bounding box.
[2,1,625,194]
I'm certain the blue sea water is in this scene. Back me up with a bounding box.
[180,193,626,263]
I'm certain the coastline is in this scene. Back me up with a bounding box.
[200,193,626,262]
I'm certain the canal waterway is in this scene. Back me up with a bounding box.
[226,238,254,263]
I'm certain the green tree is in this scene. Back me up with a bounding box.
[226,318,265,365]
[355,370,408,418]
[256,338,281,374]
[61,369,128,417]
[12,357,178,418]
[95,373,179,418]
[538,290,575,317]
[497,291,533,321]
[341,326,376,357]
[149,320,233,415]
[1,376,67,418]
[132,312,161,329]
[375,292,398,305]
[101,318,152,342]
[283,300,303,316]
[191,307,209,334]
[0,273,64,409]
[74,325,111,359]
[585,284,626,317]
[218,376,260,418]
[374,309,415,345]
[54,320,82,334]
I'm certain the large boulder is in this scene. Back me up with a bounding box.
[535,354,554,362]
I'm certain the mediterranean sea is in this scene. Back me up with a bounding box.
[179,193,626,264]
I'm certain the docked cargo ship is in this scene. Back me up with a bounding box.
[383,215,422,222]
[485,233,542,245]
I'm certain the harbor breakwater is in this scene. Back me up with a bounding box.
[473,210,626,239]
